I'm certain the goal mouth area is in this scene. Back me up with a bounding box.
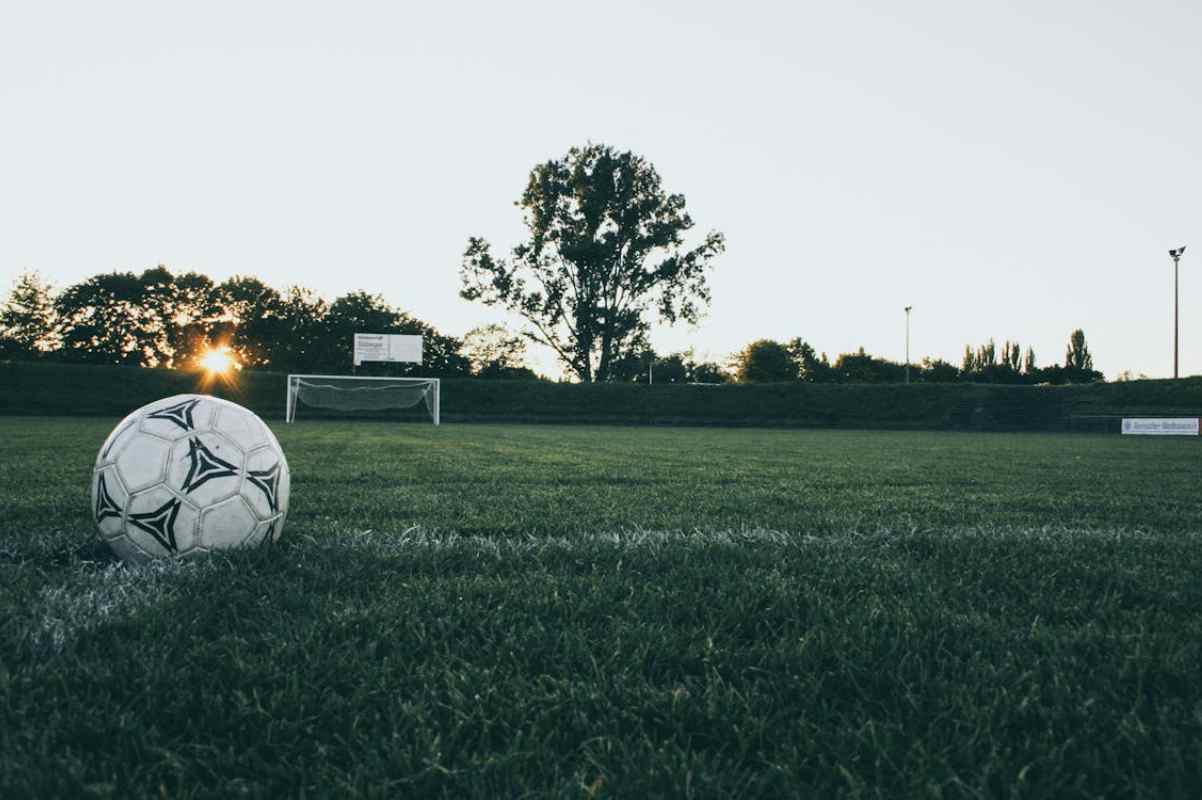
[286,374,440,425]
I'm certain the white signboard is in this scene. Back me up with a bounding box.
[353,334,422,366]
[1121,418,1200,436]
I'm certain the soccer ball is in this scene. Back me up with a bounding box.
[92,394,290,564]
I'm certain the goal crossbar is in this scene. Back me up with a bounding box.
[286,374,440,425]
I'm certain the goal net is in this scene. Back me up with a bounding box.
[286,375,440,425]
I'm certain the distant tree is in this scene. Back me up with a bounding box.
[165,271,224,365]
[1065,329,1093,371]
[217,276,276,324]
[689,359,730,384]
[920,357,959,383]
[236,286,330,372]
[1060,328,1103,383]
[786,338,832,382]
[134,266,224,367]
[1022,346,1037,376]
[832,347,905,383]
[645,347,729,383]
[650,352,690,384]
[53,266,229,368]
[618,348,693,384]
[56,272,147,365]
[960,345,977,375]
[959,338,1028,383]
[460,143,725,382]
[976,339,997,371]
[606,336,654,383]
[0,271,59,358]
[134,265,183,366]
[1002,340,1021,371]
[462,323,535,379]
[734,339,797,383]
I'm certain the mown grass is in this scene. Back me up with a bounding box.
[1,419,1201,798]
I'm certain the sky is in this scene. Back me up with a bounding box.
[2,0,1199,379]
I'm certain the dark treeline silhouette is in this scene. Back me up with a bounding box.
[0,268,512,378]
[727,332,1104,384]
[2,268,1105,384]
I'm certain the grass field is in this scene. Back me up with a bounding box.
[2,418,1201,798]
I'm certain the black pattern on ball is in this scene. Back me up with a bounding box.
[247,462,282,512]
[181,438,239,494]
[94,473,122,523]
[147,399,201,432]
[128,497,183,553]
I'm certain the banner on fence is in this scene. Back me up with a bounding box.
[1121,418,1200,436]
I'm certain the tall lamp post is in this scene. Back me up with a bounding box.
[1170,247,1186,379]
[904,305,913,384]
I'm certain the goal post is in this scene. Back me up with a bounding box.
[286,375,440,425]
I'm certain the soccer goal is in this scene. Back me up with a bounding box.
[286,375,440,425]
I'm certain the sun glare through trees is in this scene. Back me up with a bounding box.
[198,347,236,375]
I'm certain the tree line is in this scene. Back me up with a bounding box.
[724,331,1102,384]
[0,267,1106,384]
[0,268,535,379]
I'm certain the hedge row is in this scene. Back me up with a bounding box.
[2,361,1199,431]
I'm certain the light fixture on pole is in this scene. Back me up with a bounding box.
[1170,247,1186,379]
[904,306,913,384]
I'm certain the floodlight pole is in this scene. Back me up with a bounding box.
[904,306,913,384]
[1170,247,1186,379]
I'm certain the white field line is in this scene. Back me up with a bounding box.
[301,524,1201,557]
[31,559,216,656]
[22,524,1199,656]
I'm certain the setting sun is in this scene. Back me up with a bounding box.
[198,347,237,375]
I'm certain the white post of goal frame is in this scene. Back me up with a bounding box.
[285,374,440,425]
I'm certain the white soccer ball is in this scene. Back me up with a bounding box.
[91,394,290,564]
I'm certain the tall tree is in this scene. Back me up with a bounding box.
[1022,346,1037,376]
[961,345,977,375]
[0,271,59,357]
[1064,329,1093,371]
[1002,340,1021,372]
[460,143,725,382]
[975,339,997,371]
[1060,328,1102,383]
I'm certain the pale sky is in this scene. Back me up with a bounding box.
[2,0,1199,379]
